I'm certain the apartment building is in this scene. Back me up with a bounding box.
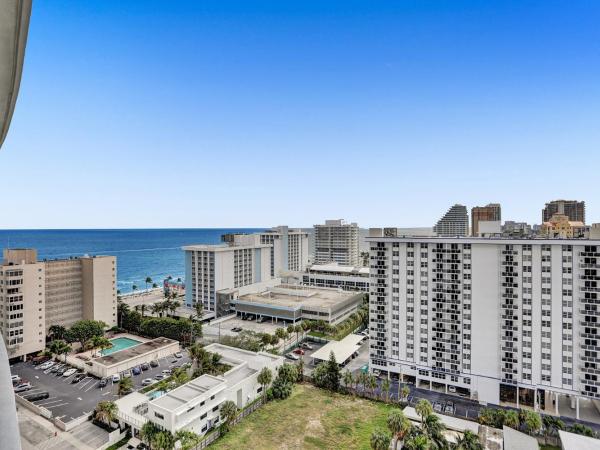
[433,204,469,237]
[314,219,360,266]
[184,237,272,317]
[471,203,501,236]
[0,249,117,360]
[367,230,600,418]
[258,226,309,275]
[543,200,586,224]
[540,214,587,239]
[302,263,370,292]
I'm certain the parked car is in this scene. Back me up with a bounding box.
[257,317,265,323]
[433,402,443,413]
[448,385,457,393]
[293,348,305,355]
[11,374,21,384]
[161,369,172,376]
[32,356,50,365]
[132,367,141,376]
[122,370,132,378]
[141,378,154,386]
[50,364,63,373]
[63,368,77,377]
[300,343,313,350]
[40,361,55,370]
[72,373,86,383]
[285,352,300,361]
[99,378,108,387]
[231,327,242,332]
[444,405,454,414]
[14,382,33,393]
[150,360,159,368]
[24,391,49,402]
[112,374,120,382]
[140,363,150,371]
[174,352,183,358]
[56,366,69,376]
[154,374,165,380]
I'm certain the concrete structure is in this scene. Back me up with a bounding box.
[543,200,586,224]
[434,204,469,237]
[257,226,309,275]
[502,221,534,238]
[558,430,600,450]
[471,203,501,237]
[231,284,364,325]
[366,229,600,418]
[184,238,272,317]
[314,219,360,266]
[541,214,587,239]
[116,344,284,437]
[502,426,539,450]
[311,333,364,365]
[477,220,502,237]
[0,249,117,360]
[301,263,369,292]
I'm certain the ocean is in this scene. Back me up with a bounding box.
[0,228,263,293]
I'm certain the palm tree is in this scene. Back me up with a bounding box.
[520,410,542,435]
[422,413,446,449]
[145,276,153,292]
[132,284,138,296]
[293,323,303,345]
[454,430,482,450]
[275,328,287,350]
[174,430,201,450]
[140,303,147,317]
[118,377,133,396]
[404,434,431,450]
[367,374,378,398]
[150,303,162,317]
[48,324,67,341]
[188,343,207,373]
[117,301,129,328]
[220,400,238,433]
[370,429,392,450]
[140,421,161,450]
[382,377,391,402]
[169,301,180,317]
[152,282,158,289]
[415,399,434,424]
[257,367,273,400]
[49,339,72,362]
[387,409,412,450]
[343,370,354,393]
[95,401,118,427]
[92,335,113,357]
[401,384,410,404]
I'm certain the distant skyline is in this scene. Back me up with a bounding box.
[1,1,599,229]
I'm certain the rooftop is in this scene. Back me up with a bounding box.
[234,284,361,311]
[182,242,270,251]
[93,337,178,367]
[311,334,364,363]
[308,263,369,276]
[151,374,226,411]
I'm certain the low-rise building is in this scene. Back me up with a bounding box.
[540,213,587,238]
[116,344,284,437]
[231,284,364,325]
[301,263,369,292]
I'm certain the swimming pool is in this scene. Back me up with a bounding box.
[101,337,142,355]
[148,390,166,400]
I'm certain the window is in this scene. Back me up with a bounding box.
[154,412,164,420]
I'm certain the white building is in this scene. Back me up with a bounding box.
[257,226,309,275]
[367,229,600,419]
[434,204,469,237]
[314,219,360,266]
[184,238,273,317]
[116,344,284,437]
[302,263,370,292]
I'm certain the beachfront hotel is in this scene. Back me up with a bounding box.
[366,229,600,419]
[313,219,360,266]
[0,248,117,360]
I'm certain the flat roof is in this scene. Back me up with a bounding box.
[365,234,600,245]
[558,430,600,450]
[502,426,538,450]
[183,243,270,251]
[311,334,364,363]
[151,374,225,411]
[308,263,369,276]
[204,343,283,366]
[93,337,178,367]
[234,284,360,311]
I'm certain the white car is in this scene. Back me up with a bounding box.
[14,382,32,392]
[141,378,155,386]
[112,374,120,382]
[174,352,183,358]
[286,352,299,361]
[11,374,21,383]
[40,361,54,370]
[448,386,457,393]
[161,369,172,376]
[63,368,77,377]
[122,370,132,378]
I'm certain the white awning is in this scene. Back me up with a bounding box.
[311,334,364,364]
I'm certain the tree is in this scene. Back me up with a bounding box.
[415,399,434,424]
[220,400,238,433]
[257,367,273,400]
[325,351,341,391]
[152,282,158,289]
[270,364,297,400]
[145,276,153,292]
[343,370,354,392]
[370,429,392,450]
[367,374,378,397]
[69,320,106,349]
[294,323,303,344]
[175,430,202,450]
[188,343,208,373]
[520,410,542,435]
[49,339,72,362]
[132,284,138,295]
[387,409,412,450]
[140,421,161,450]
[454,430,482,450]
[118,377,133,396]
[48,325,67,341]
[152,431,175,450]
[404,434,431,450]
[382,377,391,402]
[503,410,519,429]
[275,328,286,350]
[401,384,410,404]
[422,413,447,449]
[117,301,129,328]
[90,335,112,357]
[95,401,118,427]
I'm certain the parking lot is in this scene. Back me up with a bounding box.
[218,315,284,335]
[11,350,190,423]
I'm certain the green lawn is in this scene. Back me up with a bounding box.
[211,384,394,450]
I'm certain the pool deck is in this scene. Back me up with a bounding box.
[101,337,143,356]
[94,337,179,367]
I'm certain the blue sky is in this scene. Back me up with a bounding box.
[2,0,599,228]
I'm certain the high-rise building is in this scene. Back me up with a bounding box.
[542,200,585,224]
[367,230,600,418]
[471,203,501,236]
[184,236,273,317]
[0,249,117,360]
[433,204,469,237]
[257,226,309,275]
[314,219,360,266]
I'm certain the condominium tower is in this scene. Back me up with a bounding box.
[471,203,501,236]
[543,200,585,224]
[0,249,117,360]
[314,219,360,266]
[367,230,600,418]
[257,226,309,275]
[433,204,469,237]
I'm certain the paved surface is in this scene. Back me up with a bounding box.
[11,349,190,423]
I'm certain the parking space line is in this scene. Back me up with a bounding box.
[85,381,99,392]
[37,399,64,406]
[45,402,69,409]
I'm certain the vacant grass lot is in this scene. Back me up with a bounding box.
[211,384,394,450]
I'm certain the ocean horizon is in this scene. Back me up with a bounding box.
[0,228,265,293]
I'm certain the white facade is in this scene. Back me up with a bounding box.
[258,226,309,275]
[367,230,600,416]
[184,241,272,317]
[314,219,360,266]
[302,263,370,292]
[116,344,284,436]
[433,204,469,237]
